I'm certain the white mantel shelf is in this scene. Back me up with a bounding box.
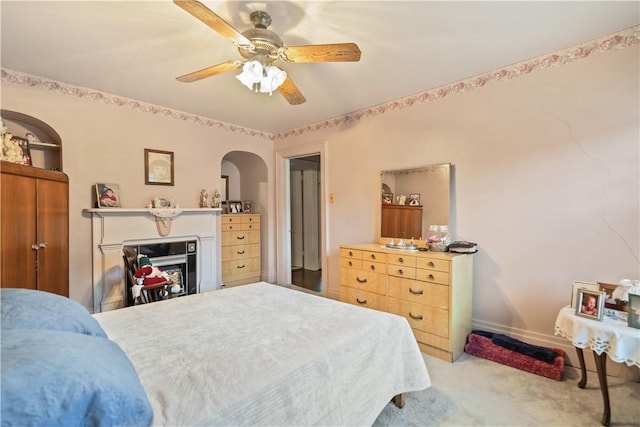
[84,207,222,313]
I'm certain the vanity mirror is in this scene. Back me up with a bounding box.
[380,163,451,241]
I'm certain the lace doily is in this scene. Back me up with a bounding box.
[147,208,183,219]
[555,306,640,367]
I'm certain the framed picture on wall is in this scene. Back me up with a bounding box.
[145,149,174,186]
[221,175,229,201]
[95,183,121,208]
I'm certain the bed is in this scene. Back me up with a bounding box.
[1,282,430,426]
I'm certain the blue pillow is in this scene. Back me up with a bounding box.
[1,288,107,338]
[1,329,153,427]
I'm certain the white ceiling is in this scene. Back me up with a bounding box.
[1,1,638,134]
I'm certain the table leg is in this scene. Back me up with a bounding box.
[593,351,610,426]
[576,347,587,388]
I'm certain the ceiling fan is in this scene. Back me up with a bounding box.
[174,0,361,105]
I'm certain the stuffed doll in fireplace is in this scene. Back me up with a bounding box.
[134,255,171,285]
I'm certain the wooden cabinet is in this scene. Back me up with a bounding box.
[381,205,423,239]
[1,161,69,296]
[221,214,261,287]
[339,243,473,362]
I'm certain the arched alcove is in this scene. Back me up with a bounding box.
[1,109,63,170]
[221,150,269,283]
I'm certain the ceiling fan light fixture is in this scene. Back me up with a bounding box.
[236,60,286,95]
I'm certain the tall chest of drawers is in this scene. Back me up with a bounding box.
[221,214,261,287]
[339,244,473,362]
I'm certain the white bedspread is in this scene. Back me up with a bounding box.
[94,282,430,426]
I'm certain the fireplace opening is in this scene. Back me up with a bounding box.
[124,239,197,306]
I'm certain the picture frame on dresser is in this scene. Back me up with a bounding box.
[243,201,253,213]
[570,280,599,308]
[408,193,421,206]
[628,293,640,329]
[95,183,121,208]
[382,192,393,205]
[228,201,243,214]
[575,289,605,321]
[145,149,174,186]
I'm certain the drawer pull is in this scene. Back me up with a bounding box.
[370,254,377,260]
[237,235,245,240]
[397,269,404,275]
[428,261,435,267]
[349,251,353,256]
[428,274,435,280]
[237,264,245,269]
[409,288,423,295]
[356,298,368,305]
[249,225,253,228]
[356,277,368,284]
[370,265,376,271]
[237,250,245,255]
[398,257,404,263]
[348,261,353,266]
[409,312,423,320]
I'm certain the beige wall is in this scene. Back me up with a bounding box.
[1,84,274,309]
[275,46,639,349]
[2,43,638,354]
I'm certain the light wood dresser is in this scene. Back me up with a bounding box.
[339,243,473,362]
[221,214,261,287]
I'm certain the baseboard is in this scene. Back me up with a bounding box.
[471,318,639,380]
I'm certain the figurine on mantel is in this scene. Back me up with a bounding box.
[199,189,209,208]
[212,189,221,208]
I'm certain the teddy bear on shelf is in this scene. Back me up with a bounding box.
[134,255,171,285]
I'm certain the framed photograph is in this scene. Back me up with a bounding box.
[145,149,174,186]
[153,196,173,208]
[243,201,253,213]
[571,280,599,308]
[382,192,393,205]
[221,175,229,202]
[95,183,121,208]
[628,293,640,329]
[408,193,421,206]
[228,201,243,214]
[597,282,627,312]
[575,289,605,320]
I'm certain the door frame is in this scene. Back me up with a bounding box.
[275,141,328,297]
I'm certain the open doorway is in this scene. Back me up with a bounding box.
[290,156,321,292]
[275,141,327,297]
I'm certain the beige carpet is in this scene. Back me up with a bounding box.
[374,352,640,427]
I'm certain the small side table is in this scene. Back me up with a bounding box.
[555,306,640,426]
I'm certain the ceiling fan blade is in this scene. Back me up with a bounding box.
[279,43,361,63]
[176,60,241,83]
[174,0,253,48]
[278,76,306,105]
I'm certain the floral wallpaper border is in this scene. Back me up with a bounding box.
[2,26,638,141]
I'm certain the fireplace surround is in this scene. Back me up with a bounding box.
[84,208,221,313]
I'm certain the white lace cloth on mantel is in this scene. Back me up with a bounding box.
[555,306,640,367]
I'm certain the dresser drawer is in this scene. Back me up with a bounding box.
[388,276,449,309]
[340,248,362,260]
[387,253,417,268]
[361,261,386,275]
[388,264,416,280]
[221,229,260,246]
[416,257,450,273]
[339,286,386,312]
[222,257,260,278]
[221,243,260,261]
[387,297,449,338]
[339,268,386,295]
[339,257,362,269]
[416,269,450,286]
[363,251,386,263]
